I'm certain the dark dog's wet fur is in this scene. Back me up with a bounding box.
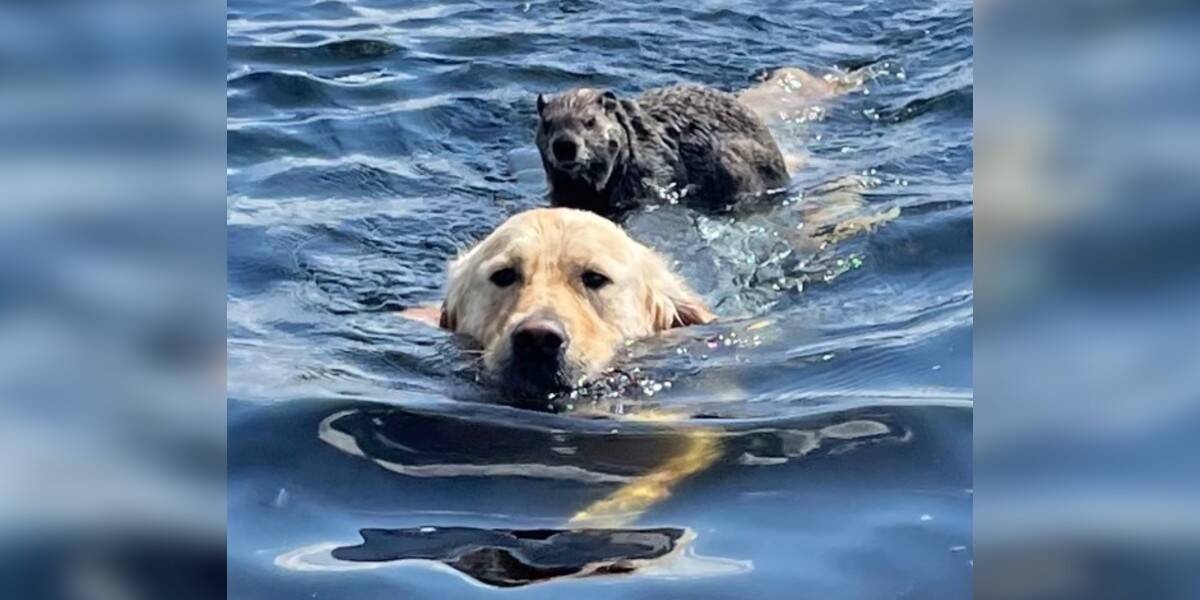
[535,86,790,221]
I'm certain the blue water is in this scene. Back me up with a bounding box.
[227,0,972,597]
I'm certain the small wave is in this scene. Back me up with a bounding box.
[231,38,404,66]
[875,85,973,124]
[693,8,785,32]
[228,71,340,108]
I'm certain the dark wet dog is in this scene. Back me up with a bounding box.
[535,85,789,220]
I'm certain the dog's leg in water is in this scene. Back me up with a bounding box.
[568,412,722,529]
[737,66,872,174]
[398,304,441,328]
[788,175,902,254]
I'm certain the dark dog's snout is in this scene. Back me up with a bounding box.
[552,138,578,163]
[512,316,569,358]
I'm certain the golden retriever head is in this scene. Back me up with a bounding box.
[440,208,714,398]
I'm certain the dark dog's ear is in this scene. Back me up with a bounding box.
[536,93,547,117]
[599,90,619,113]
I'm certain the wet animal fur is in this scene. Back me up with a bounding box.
[535,86,790,220]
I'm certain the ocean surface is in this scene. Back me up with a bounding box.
[227,0,973,597]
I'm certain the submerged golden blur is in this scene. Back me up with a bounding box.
[569,412,723,528]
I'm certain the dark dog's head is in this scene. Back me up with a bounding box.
[535,89,630,197]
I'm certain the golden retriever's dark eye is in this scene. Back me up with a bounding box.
[581,270,610,290]
[584,117,597,129]
[490,267,518,287]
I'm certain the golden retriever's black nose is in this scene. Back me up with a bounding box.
[552,138,577,163]
[512,316,569,358]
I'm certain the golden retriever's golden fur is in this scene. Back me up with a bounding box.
[439,208,713,395]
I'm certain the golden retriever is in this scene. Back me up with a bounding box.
[436,208,713,398]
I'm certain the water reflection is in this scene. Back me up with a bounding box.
[287,401,923,586]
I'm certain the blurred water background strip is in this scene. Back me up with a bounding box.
[0,1,226,599]
[976,0,1200,598]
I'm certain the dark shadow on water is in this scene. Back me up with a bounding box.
[331,526,685,587]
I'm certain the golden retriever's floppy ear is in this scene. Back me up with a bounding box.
[437,302,454,330]
[438,243,480,332]
[439,275,464,332]
[643,251,715,331]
